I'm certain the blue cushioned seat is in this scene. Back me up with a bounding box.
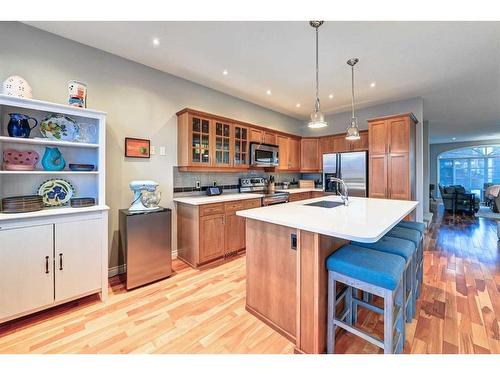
[396,220,425,235]
[326,245,405,290]
[351,236,415,262]
[386,227,421,248]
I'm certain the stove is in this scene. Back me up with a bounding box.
[239,177,289,206]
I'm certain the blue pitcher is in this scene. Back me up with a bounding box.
[7,113,38,138]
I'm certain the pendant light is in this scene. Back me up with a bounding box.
[345,57,361,140]
[307,21,327,129]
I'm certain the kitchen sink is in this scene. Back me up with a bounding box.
[303,200,345,208]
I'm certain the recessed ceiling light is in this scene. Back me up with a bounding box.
[328,94,334,99]
[152,37,160,47]
[370,82,376,88]
[266,89,272,96]
[222,69,228,76]
[296,103,301,108]
[452,137,456,141]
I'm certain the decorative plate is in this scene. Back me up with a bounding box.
[40,114,79,141]
[37,179,75,207]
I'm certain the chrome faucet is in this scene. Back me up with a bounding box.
[329,177,349,206]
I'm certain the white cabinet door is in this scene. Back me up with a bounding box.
[54,219,101,302]
[0,224,54,321]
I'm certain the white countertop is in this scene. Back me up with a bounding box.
[173,193,264,205]
[237,195,418,243]
[277,188,324,194]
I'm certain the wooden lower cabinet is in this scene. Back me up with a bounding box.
[369,154,388,198]
[288,192,312,202]
[199,214,226,263]
[388,153,410,200]
[177,198,261,268]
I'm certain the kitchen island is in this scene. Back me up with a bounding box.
[237,195,418,354]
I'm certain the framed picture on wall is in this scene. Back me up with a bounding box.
[125,137,151,158]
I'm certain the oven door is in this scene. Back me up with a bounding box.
[251,143,278,166]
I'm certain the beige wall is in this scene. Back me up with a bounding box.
[0,22,303,270]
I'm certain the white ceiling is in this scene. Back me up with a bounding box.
[26,21,500,143]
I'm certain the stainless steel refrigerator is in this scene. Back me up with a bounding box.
[323,151,368,197]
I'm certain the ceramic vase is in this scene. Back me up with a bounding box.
[41,147,66,171]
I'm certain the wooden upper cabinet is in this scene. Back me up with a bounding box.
[300,138,320,171]
[387,118,410,154]
[319,136,334,155]
[289,138,301,170]
[263,131,277,145]
[350,131,369,151]
[368,113,417,201]
[233,125,249,168]
[368,120,387,155]
[332,135,349,153]
[213,120,232,168]
[277,135,289,170]
[249,128,263,144]
[249,128,277,145]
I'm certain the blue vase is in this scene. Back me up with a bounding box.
[7,113,38,138]
[42,147,66,171]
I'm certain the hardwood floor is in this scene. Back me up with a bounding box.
[0,206,498,354]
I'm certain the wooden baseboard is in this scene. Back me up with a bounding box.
[245,304,296,344]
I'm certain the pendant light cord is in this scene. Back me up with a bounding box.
[351,64,355,119]
[315,26,320,111]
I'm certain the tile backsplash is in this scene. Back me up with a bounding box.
[173,167,318,195]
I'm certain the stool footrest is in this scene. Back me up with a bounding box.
[333,319,384,350]
[352,297,384,315]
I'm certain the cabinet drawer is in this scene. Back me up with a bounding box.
[224,198,261,213]
[289,192,312,202]
[200,203,225,217]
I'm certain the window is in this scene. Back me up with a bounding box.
[438,145,500,200]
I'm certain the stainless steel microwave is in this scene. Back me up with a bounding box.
[250,143,279,167]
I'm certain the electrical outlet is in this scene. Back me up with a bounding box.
[150,146,156,155]
[159,146,166,156]
[195,181,200,189]
[213,181,217,186]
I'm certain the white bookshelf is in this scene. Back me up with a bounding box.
[0,94,106,215]
[0,95,109,324]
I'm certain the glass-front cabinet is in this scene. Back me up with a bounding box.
[190,115,211,165]
[233,125,249,167]
[213,121,232,167]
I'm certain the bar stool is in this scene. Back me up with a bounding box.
[386,226,424,297]
[396,220,425,296]
[326,244,406,354]
[351,236,417,322]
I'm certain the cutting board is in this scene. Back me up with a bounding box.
[299,180,315,189]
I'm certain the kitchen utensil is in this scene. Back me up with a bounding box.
[282,182,290,189]
[70,197,95,208]
[7,113,38,138]
[37,178,75,207]
[1,195,43,213]
[40,114,79,141]
[69,163,95,171]
[3,149,39,171]
[141,190,162,209]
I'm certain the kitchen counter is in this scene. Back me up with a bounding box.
[276,188,324,194]
[237,195,417,242]
[239,195,418,354]
[173,193,263,205]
